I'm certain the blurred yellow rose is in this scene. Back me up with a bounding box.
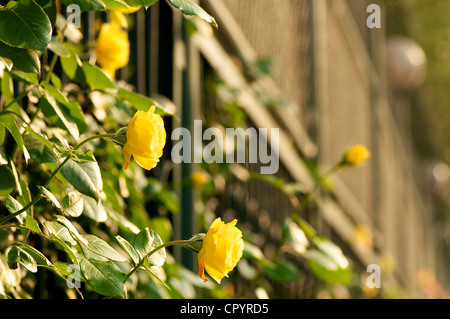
[342,144,371,167]
[198,218,244,283]
[190,171,210,187]
[96,22,129,78]
[123,106,166,170]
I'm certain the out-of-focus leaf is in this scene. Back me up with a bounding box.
[168,0,217,28]
[263,260,299,283]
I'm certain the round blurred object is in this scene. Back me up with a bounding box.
[387,37,427,91]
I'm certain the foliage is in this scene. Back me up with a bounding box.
[0,0,371,299]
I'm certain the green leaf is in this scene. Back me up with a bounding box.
[102,0,129,9]
[23,133,57,165]
[71,149,96,163]
[0,41,40,75]
[25,215,42,234]
[7,246,38,273]
[5,195,26,224]
[37,185,61,209]
[133,228,166,267]
[0,165,16,196]
[303,238,352,285]
[60,53,86,86]
[62,191,84,217]
[0,0,52,52]
[82,195,107,222]
[55,215,88,246]
[116,88,171,115]
[81,62,114,90]
[168,0,217,28]
[47,38,71,57]
[0,113,24,154]
[123,0,157,9]
[13,243,51,266]
[79,258,127,298]
[116,235,140,264]
[59,0,106,11]
[41,81,87,135]
[263,260,300,283]
[158,189,180,214]
[44,220,77,246]
[80,234,127,262]
[60,158,103,202]
[40,95,80,139]
[6,246,19,269]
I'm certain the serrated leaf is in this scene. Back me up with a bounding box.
[116,235,140,264]
[13,243,51,266]
[0,0,52,52]
[44,220,77,246]
[62,191,84,217]
[79,258,127,298]
[122,0,157,9]
[81,234,127,262]
[102,0,129,9]
[55,215,88,246]
[59,0,106,11]
[0,41,40,75]
[41,81,87,135]
[168,0,217,28]
[37,185,61,209]
[40,95,80,139]
[7,246,37,273]
[133,228,166,267]
[60,158,103,202]
[5,195,26,224]
[23,133,57,165]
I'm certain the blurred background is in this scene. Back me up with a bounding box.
[79,0,450,298]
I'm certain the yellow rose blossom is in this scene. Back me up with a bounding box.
[109,10,129,29]
[96,22,130,78]
[342,144,371,167]
[123,106,166,170]
[190,171,210,188]
[198,218,244,284]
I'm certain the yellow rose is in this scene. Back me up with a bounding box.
[96,22,129,78]
[190,171,210,188]
[123,106,166,170]
[343,144,371,167]
[198,218,244,284]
